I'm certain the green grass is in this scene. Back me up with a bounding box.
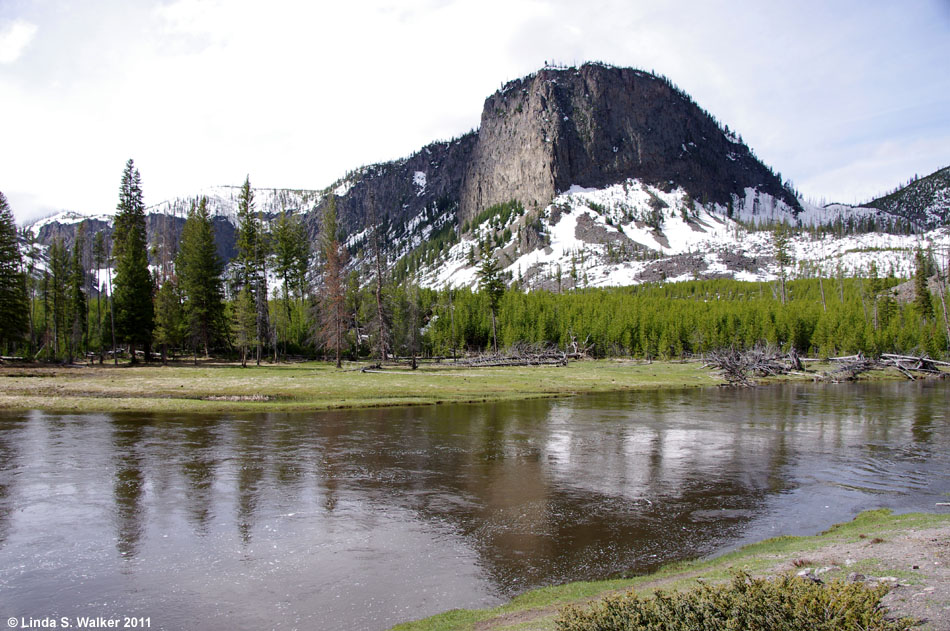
[0,359,720,413]
[0,357,919,414]
[391,510,950,631]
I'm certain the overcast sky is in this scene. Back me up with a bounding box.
[1,0,948,224]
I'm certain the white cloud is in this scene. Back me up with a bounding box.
[0,18,37,64]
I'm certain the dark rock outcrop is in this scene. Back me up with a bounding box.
[459,63,798,220]
[319,63,798,237]
[318,134,478,239]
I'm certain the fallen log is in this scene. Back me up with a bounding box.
[881,354,950,367]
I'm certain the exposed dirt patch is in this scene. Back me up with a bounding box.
[776,525,950,630]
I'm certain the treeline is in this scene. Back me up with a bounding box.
[421,276,948,359]
[1,162,949,364]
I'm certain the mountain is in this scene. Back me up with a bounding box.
[457,63,797,218]
[23,63,950,290]
[865,166,950,229]
[28,187,322,277]
[322,63,798,241]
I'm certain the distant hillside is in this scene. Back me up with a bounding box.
[865,166,950,229]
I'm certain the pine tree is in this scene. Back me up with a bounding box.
[112,159,154,363]
[406,280,420,369]
[914,248,934,321]
[47,239,69,360]
[92,231,106,363]
[68,224,88,362]
[271,209,310,357]
[477,255,505,352]
[234,176,259,294]
[232,285,256,368]
[0,191,29,353]
[773,226,792,305]
[233,176,269,364]
[152,278,184,364]
[367,195,390,363]
[17,226,41,355]
[177,197,226,361]
[255,220,271,365]
[319,196,347,368]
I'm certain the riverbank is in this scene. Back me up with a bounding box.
[0,358,924,413]
[391,509,950,631]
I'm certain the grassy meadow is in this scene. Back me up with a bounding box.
[0,359,725,413]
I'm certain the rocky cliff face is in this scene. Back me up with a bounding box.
[320,134,477,238]
[459,63,798,221]
[33,212,236,270]
[320,62,798,238]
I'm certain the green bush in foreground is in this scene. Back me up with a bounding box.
[556,573,912,631]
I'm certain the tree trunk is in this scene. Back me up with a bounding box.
[490,309,498,353]
[335,315,342,369]
[109,273,117,366]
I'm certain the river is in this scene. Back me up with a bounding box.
[0,381,948,630]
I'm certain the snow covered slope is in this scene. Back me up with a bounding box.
[416,179,950,290]
[147,185,323,221]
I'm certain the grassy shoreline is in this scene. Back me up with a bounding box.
[0,358,921,414]
[0,359,718,413]
[391,509,950,631]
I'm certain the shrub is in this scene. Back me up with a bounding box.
[556,573,912,631]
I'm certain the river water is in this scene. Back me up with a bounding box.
[0,381,948,630]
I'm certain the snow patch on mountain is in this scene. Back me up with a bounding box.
[413,171,427,196]
[28,210,113,236]
[417,178,950,291]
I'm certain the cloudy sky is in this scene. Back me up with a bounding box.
[1,0,948,224]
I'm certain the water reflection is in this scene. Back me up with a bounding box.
[111,417,146,558]
[233,414,266,545]
[0,413,27,548]
[179,417,218,534]
[0,381,947,631]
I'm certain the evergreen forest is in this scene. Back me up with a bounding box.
[1,164,949,365]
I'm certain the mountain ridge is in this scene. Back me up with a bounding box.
[22,62,950,290]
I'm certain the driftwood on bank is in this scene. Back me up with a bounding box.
[451,342,571,367]
[822,353,948,382]
[822,354,882,382]
[360,343,573,372]
[705,345,803,387]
